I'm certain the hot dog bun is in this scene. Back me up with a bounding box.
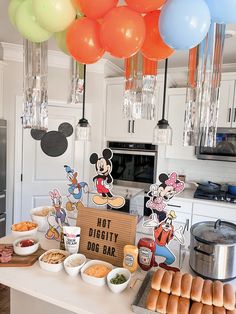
[167,294,179,314]
[161,271,174,294]
[156,292,169,314]
[223,284,236,311]
[189,302,203,314]
[146,288,159,311]
[171,272,183,297]
[202,280,213,306]
[191,276,204,302]
[213,281,224,307]
[151,268,165,291]
[177,297,190,314]
[181,273,193,299]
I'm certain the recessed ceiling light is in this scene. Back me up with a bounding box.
[225,30,236,39]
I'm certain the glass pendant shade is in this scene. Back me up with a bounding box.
[153,119,172,145]
[68,59,84,104]
[75,64,91,141]
[75,118,91,141]
[22,39,48,130]
[152,59,172,145]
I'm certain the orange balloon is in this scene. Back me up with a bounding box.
[125,0,166,13]
[100,6,146,58]
[78,0,118,19]
[141,11,174,61]
[66,18,105,64]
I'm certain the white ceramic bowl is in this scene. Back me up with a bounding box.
[81,260,113,287]
[13,237,39,256]
[30,206,54,232]
[64,254,86,277]
[107,268,131,293]
[11,224,38,238]
[39,249,69,272]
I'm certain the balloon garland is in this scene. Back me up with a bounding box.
[8,0,236,64]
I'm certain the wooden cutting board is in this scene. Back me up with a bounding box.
[0,244,45,267]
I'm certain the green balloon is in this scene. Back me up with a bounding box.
[15,0,52,43]
[54,30,69,55]
[32,0,76,33]
[8,0,25,27]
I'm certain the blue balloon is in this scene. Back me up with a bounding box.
[205,0,236,24]
[159,0,211,50]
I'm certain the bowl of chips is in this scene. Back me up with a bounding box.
[11,221,38,238]
[39,249,69,272]
[30,206,54,232]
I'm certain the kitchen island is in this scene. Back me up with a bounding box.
[0,232,236,314]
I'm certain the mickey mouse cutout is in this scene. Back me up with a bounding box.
[90,148,125,208]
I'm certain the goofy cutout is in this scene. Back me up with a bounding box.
[143,172,185,272]
[90,148,125,209]
[45,188,69,241]
[64,165,88,216]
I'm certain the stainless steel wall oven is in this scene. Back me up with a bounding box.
[108,142,157,192]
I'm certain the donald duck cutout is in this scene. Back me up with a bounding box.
[64,165,88,217]
[45,188,69,241]
[143,172,185,272]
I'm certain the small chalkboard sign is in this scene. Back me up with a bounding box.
[76,207,137,267]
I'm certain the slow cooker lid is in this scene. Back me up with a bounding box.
[192,220,236,245]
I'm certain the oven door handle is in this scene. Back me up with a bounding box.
[111,150,157,156]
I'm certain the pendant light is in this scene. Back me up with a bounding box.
[75,64,91,141]
[153,59,172,145]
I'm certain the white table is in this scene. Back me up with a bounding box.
[1,233,236,314]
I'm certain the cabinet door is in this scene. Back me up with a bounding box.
[105,84,130,141]
[218,80,235,127]
[165,89,196,160]
[232,86,236,128]
[132,119,157,143]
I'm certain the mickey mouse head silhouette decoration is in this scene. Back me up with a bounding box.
[30,122,73,157]
[90,148,125,209]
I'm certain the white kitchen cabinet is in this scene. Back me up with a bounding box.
[105,78,159,143]
[0,61,4,118]
[192,202,236,224]
[166,199,193,247]
[165,88,196,160]
[218,79,236,128]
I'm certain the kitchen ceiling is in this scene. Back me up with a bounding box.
[1,1,236,69]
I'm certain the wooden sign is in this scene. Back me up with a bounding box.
[76,207,137,266]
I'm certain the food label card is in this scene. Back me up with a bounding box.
[76,207,137,266]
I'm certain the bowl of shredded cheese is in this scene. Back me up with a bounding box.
[81,260,113,286]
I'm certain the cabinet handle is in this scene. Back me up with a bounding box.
[167,204,181,208]
[228,108,232,122]
[132,120,135,133]
[0,194,5,199]
[0,217,5,223]
[128,120,131,133]
[234,108,236,123]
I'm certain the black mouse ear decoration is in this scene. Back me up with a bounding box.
[102,148,113,160]
[30,129,47,141]
[41,131,68,157]
[58,122,73,137]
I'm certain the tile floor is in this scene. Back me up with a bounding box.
[0,284,10,314]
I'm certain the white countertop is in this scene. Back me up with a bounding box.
[175,188,236,209]
[1,232,236,314]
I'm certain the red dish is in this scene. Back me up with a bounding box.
[19,239,35,247]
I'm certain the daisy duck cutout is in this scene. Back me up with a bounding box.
[64,165,88,215]
[45,188,69,241]
[90,148,125,209]
[143,172,185,272]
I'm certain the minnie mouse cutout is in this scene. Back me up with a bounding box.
[90,148,125,209]
[143,172,185,272]
[144,172,185,227]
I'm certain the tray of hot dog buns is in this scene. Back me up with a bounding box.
[132,269,236,314]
